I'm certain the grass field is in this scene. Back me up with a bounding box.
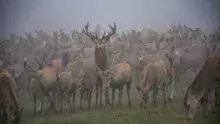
[19,74,220,124]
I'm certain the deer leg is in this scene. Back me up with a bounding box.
[40,100,45,116]
[154,87,159,106]
[143,93,149,109]
[140,98,144,108]
[72,90,76,111]
[33,93,36,116]
[84,91,86,109]
[65,92,71,109]
[127,83,131,108]
[111,88,116,108]
[64,93,68,109]
[170,75,174,100]
[162,83,167,106]
[152,88,156,106]
[105,87,110,107]
[80,89,83,109]
[48,94,55,111]
[60,92,64,113]
[85,91,89,109]
[117,87,123,108]
[88,90,92,109]
[95,83,99,108]
[100,81,103,107]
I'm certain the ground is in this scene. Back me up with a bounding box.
[20,74,220,124]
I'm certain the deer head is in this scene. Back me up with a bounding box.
[35,52,56,69]
[83,22,116,67]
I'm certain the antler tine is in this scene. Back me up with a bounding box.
[102,31,106,40]
[35,58,41,65]
[42,53,47,61]
[83,22,98,44]
[103,22,117,43]
[51,53,56,60]
[57,35,61,42]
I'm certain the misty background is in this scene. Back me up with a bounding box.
[0,0,220,36]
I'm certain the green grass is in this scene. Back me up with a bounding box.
[20,74,220,124]
[21,99,220,124]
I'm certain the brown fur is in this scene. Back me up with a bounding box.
[0,69,20,110]
[137,60,170,108]
[108,62,132,108]
[83,22,116,107]
[35,67,59,111]
[94,45,111,107]
[58,70,79,112]
[184,57,220,121]
[0,69,22,124]
[52,59,64,77]
[80,72,96,109]
[29,77,48,116]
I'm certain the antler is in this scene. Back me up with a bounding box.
[83,22,98,44]
[34,52,49,69]
[102,22,117,43]
[83,22,117,44]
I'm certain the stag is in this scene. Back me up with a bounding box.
[83,22,116,107]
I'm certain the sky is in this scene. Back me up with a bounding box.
[0,0,220,36]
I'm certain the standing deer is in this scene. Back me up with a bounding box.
[0,69,23,124]
[83,22,116,107]
[103,62,132,108]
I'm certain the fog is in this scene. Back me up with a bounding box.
[0,0,220,35]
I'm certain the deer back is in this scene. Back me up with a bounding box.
[39,67,57,88]
[110,63,132,84]
[0,69,20,110]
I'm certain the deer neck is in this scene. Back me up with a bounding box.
[94,45,108,71]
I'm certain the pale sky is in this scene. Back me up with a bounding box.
[0,0,220,36]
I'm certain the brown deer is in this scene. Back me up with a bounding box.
[0,69,23,124]
[184,57,220,122]
[104,62,132,108]
[83,22,116,107]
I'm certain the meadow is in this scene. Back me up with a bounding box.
[20,74,219,124]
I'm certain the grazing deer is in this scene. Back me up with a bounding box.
[83,22,116,107]
[136,51,174,108]
[184,57,220,122]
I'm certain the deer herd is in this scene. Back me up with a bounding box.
[1,23,220,124]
